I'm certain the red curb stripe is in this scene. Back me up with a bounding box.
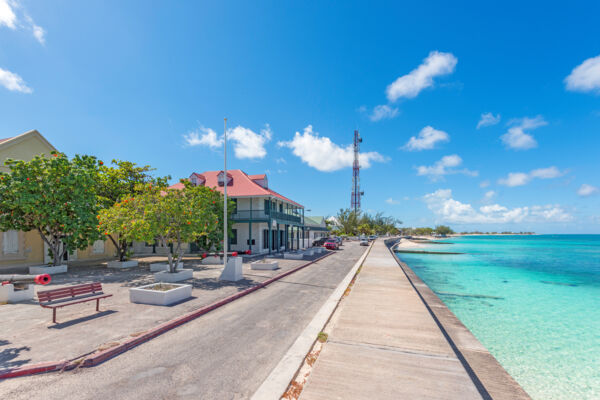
[0,250,335,379]
[0,360,69,379]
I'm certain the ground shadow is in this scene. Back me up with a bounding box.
[48,310,118,330]
[190,277,256,291]
[0,342,31,370]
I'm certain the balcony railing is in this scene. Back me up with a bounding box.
[231,209,302,224]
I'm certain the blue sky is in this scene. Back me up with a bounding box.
[1,1,599,233]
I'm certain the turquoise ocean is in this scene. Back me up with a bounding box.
[395,235,599,400]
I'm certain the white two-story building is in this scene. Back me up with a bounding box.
[168,170,306,255]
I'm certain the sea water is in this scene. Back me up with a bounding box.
[396,235,600,400]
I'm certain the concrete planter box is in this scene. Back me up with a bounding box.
[202,256,223,265]
[303,249,315,256]
[129,283,192,306]
[284,252,304,260]
[29,264,68,275]
[149,262,183,272]
[0,284,35,303]
[251,260,279,270]
[107,260,139,269]
[154,269,193,283]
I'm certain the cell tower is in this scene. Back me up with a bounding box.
[351,129,364,213]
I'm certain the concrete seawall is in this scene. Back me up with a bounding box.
[384,238,530,400]
[298,238,530,400]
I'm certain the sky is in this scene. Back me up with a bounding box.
[1,1,599,233]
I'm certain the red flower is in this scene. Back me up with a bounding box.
[187,221,191,225]
[26,178,30,181]
[99,161,104,165]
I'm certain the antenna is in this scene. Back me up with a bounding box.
[351,130,363,213]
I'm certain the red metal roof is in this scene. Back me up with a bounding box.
[0,137,13,144]
[168,170,302,207]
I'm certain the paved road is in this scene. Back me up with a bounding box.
[0,243,366,400]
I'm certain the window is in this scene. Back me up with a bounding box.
[231,198,238,213]
[230,229,238,245]
[3,230,18,254]
[279,203,283,212]
[264,199,269,212]
[263,229,269,249]
[92,240,105,254]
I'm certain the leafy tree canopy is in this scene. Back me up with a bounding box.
[0,152,101,265]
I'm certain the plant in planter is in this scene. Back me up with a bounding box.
[0,152,101,268]
[96,159,169,262]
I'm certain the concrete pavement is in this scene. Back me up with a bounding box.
[298,240,529,400]
[0,242,367,399]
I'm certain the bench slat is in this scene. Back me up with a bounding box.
[40,294,112,309]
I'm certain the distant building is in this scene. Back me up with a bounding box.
[164,170,307,255]
[304,216,330,244]
[0,130,116,269]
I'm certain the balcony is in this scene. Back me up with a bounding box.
[230,209,302,224]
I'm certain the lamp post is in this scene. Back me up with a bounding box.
[223,118,228,269]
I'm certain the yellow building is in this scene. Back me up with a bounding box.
[0,130,116,269]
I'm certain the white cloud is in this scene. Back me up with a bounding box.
[184,124,272,159]
[386,197,400,205]
[0,67,32,93]
[498,172,530,187]
[530,166,563,179]
[402,126,449,151]
[416,154,478,181]
[477,112,501,129]
[386,51,457,101]
[482,190,496,203]
[184,127,222,148]
[275,157,286,164]
[424,189,572,224]
[370,105,399,121]
[565,55,600,93]
[498,166,564,187]
[577,184,598,197]
[0,0,17,28]
[479,180,490,188]
[501,116,547,150]
[0,1,45,44]
[278,125,386,172]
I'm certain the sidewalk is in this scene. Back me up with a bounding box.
[298,240,516,399]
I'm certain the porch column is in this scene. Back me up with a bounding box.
[249,198,252,252]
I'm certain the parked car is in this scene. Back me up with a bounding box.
[359,239,369,246]
[324,240,339,250]
[368,235,377,241]
[312,237,328,247]
[333,237,343,246]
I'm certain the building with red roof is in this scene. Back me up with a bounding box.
[169,170,307,254]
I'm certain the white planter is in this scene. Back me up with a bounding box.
[303,249,315,256]
[149,262,183,272]
[284,252,304,260]
[219,257,243,281]
[154,269,193,283]
[202,256,223,265]
[129,283,192,306]
[107,260,139,269]
[29,264,68,275]
[0,284,35,303]
[251,260,279,270]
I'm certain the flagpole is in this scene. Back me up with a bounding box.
[223,118,228,269]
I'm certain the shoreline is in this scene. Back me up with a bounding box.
[385,238,531,399]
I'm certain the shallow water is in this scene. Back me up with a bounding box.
[396,235,600,400]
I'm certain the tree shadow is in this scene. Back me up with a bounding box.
[0,342,31,370]
[190,277,256,291]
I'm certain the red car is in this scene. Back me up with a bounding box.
[324,240,339,250]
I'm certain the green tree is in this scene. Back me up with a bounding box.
[99,181,232,273]
[0,152,101,266]
[335,208,361,235]
[434,225,454,236]
[96,159,169,261]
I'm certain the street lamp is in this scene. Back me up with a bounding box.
[223,118,228,270]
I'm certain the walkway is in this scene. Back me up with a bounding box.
[299,240,529,400]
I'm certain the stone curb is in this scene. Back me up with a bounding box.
[251,241,374,400]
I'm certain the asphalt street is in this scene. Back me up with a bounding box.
[0,242,366,400]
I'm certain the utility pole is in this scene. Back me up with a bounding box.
[223,118,228,268]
